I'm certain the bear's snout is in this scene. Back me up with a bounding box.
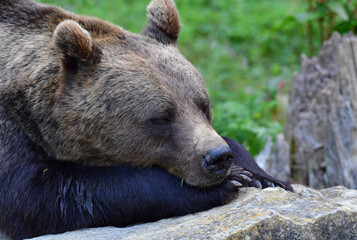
[202,145,233,179]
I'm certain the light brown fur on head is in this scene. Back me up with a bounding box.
[0,0,230,187]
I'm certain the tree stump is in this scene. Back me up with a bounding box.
[285,32,357,189]
[256,134,291,182]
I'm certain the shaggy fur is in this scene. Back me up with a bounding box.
[0,0,228,186]
[0,0,293,239]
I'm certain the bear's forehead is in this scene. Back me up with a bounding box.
[99,33,209,103]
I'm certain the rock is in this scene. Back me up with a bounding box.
[29,185,357,240]
[0,232,8,240]
[256,134,291,182]
[285,32,357,188]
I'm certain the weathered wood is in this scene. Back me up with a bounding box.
[256,134,291,182]
[285,32,357,188]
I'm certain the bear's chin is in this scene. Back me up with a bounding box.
[175,167,232,188]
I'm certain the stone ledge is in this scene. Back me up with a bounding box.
[27,185,357,240]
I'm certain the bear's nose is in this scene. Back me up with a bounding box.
[203,145,233,178]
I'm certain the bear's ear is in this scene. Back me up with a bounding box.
[142,0,181,45]
[53,20,93,61]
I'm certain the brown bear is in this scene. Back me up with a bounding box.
[0,0,293,239]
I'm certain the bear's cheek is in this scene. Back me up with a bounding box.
[105,124,179,166]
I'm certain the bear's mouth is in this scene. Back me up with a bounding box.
[202,155,232,179]
[179,160,232,188]
[197,165,232,187]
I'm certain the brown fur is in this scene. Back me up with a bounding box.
[143,0,181,44]
[0,0,229,187]
[53,20,94,60]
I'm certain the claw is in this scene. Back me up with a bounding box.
[240,170,252,177]
[267,182,275,187]
[232,166,244,172]
[253,180,262,189]
[231,180,242,187]
[240,174,252,182]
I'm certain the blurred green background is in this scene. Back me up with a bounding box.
[37,0,357,156]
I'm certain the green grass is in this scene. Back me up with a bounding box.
[37,0,307,156]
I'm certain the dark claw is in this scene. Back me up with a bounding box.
[231,180,242,187]
[240,174,252,182]
[241,170,252,177]
[230,167,253,186]
[253,180,262,189]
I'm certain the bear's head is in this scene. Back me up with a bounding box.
[49,0,233,187]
